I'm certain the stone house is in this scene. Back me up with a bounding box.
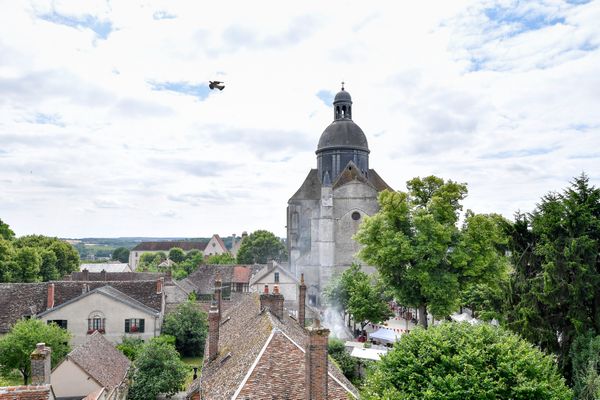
[0,280,165,345]
[51,331,130,399]
[186,279,358,399]
[249,261,299,307]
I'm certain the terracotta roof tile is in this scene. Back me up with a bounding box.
[67,331,130,389]
[0,385,52,400]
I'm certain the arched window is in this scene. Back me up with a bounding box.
[87,311,105,334]
[342,105,347,117]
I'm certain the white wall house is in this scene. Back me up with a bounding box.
[250,262,299,307]
[38,285,162,346]
[203,234,229,256]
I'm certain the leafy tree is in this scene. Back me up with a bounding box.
[328,338,358,381]
[206,252,236,264]
[0,218,15,241]
[0,319,71,384]
[168,247,186,264]
[127,338,187,400]
[347,276,393,330]
[505,174,600,380]
[356,176,509,327]
[185,249,202,260]
[236,230,286,264]
[570,332,600,399]
[362,322,573,400]
[117,336,144,361]
[0,238,15,282]
[161,300,208,357]
[13,247,42,282]
[112,247,130,263]
[38,249,59,282]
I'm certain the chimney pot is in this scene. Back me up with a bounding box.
[208,302,220,361]
[264,284,269,294]
[82,269,89,281]
[156,277,164,294]
[273,285,280,295]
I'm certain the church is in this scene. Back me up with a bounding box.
[287,85,392,305]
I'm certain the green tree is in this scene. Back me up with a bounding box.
[347,276,393,330]
[0,319,71,384]
[206,253,236,264]
[0,218,15,241]
[161,300,208,357]
[570,332,600,399]
[185,249,202,260]
[112,247,130,263]
[38,248,59,282]
[13,235,79,278]
[505,174,600,380]
[13,247,42,282]
[356,176,509,327]
[168,247,186,264]
[328,338,358,381]
[236,230,286,264]
[117,336,144,361]
[362,323,573,400]
[128,338,187,400]
[0,238,15,282]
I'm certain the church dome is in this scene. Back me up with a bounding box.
[316,119,369,153]
[333,88,352,104]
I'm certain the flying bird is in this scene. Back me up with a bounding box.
[209,81,225,90]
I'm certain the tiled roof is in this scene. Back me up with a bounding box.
[367,169,393,192]
[289,169,321,200]
[67,331,130,389]
[131,241,207,252]
[0,385,53,399]
[69,271,167,282]
[249,262,299,286]
[184,265,264,294]
[0,281,162,333]
[79,263,131,273]
[231,266,250,283]
[187,293,358,399]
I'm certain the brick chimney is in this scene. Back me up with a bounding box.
[30,343,51,385]
[305,320,329,400]
[156,277,163,294]
[82,269,89,281]
[214,273,222,319]
[260,285,284,320]
[46,283,55,310]
[165,268,172,282]
[298,273,306,328]
[100,269,107,281]
[208,302,219,361]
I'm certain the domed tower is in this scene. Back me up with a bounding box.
[316,86,370,184]
[287,84,392,306]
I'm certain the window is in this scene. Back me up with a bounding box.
[125,319,145,333]
[274,272,280,283]
[48,320,68,329]
[351,211,361,221]
[87,317,105,334]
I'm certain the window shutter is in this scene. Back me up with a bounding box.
[140,319,145,333]
[125,319,130,333]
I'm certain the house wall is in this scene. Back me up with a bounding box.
[204,236,227,256]
[39,292,160,346]
[251,269,298,305]
[51,358,103,399]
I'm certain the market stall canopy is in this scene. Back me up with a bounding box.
[369,327,401,344]
[350,347,388,361]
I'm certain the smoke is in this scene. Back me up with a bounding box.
[322,307,352,340]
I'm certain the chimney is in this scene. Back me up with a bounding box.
[47,283,55,310]
[208,302,220,361]
[82,269,89,281]
[156,277,164,294]
[298,273,306,328]
[30,343,51,385]
[260,285,284,320]
[305,320,330,400]
[100,269,106,281]
[214,273,222,319]
[165,268,172,282]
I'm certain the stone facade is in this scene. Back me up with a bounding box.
[287,87,392,304]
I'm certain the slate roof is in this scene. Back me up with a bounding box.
[65,331,130,389]
[249,262,299,286]
[131,241,207,252]
[317,119,369,153]
[289,169,321,201]
[187,293,358,399]
[69,271,167,282]
[184,265,264,294]
[0,385,53,400]
[0,281,162,333]
[79,263,131,273]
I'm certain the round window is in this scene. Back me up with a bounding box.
[351,211,361,221]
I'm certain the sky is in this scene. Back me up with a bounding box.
[0,0,599,238]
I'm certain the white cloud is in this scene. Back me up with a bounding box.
[0,0,598,237]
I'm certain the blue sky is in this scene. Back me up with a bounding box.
[0,0,598,237]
